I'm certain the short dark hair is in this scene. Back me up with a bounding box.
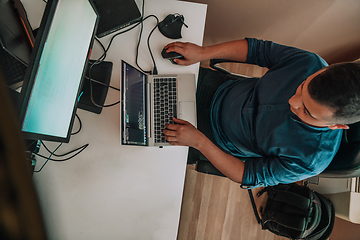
[308,62,360,124]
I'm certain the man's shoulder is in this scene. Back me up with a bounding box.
[278,50,328,73]
[298,52,328,68]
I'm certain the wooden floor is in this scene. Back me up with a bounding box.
[177,165,286,240]
[177,62,283,240]
[176,62,360,240]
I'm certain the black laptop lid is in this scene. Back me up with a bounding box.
[92,0,141,38]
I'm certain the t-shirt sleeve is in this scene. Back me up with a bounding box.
[241,156,321,189]
[240,137,341,189]
[245,38,328,69]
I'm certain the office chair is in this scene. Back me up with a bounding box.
[194,59,360,179]
[194,59,360,224]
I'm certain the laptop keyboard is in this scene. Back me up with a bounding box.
[153,77,177,143]
[0,48,27,85]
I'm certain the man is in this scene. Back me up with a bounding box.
[162,38,360,189]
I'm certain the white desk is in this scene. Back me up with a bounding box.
[22,0,207,239]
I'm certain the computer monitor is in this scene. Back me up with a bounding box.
[19,0,99,143]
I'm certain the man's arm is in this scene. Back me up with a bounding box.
[162,39,250,183]
[163,39,249,66]
[163,118,245,183]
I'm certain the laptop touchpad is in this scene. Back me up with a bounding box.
[179,101,196,127]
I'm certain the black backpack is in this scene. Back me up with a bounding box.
[248,183,335,240]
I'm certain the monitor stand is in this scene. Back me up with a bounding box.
[77,60,113,114]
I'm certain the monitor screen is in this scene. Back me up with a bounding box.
[19,0,98,142]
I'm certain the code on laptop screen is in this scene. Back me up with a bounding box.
[122,61,147,145]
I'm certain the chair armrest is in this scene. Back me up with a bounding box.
[209,59,253,79]
[195,160,225,177]
[319,142,360,178]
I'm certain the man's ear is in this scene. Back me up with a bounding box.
[328,124,349,130]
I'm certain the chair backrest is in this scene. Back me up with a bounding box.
[209,59,254,79]
[319,121,360,178]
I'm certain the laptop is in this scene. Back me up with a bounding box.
[121,60,197,147]
[0,0,35,87]
[92,0,141,38]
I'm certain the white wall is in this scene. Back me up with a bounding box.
[182,0,360,63]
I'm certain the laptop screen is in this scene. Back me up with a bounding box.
[121,61,147,146]
[19,0,98,142]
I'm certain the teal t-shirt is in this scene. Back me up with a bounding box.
[211,38,343,188]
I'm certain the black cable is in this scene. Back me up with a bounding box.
[88,0,160,107]
[87,26,143,108]
[85,76,120,91]
[41,140,79,157]
[33,115,88,171]
[135,0,159,75]
[105,20,143,54]
[87,5,144,108]
[135,0,148,73]
[26,139,38,150]
[136,0,149,74]
[40,113,85,157]
[92,0,157,73]
[146,17,160,75]
[71,113,82,135]
[35,141,89,162]
[94,37,107,61]
[32,113,82,172]
[34,142,62,173]
[34,143,89,162]
[88,62,121,108]
[87,37,120,108]
[135,14,159,75]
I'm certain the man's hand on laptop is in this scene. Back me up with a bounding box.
[163,117,205,148]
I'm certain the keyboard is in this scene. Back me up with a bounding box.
[153,77,177,143]
[0,47,27,86]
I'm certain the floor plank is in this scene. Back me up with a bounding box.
[178,166,286,240]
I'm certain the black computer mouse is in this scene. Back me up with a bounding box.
[158,14,188,39]
[161,48,185,64]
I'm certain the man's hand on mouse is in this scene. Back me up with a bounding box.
[164,42,206,66]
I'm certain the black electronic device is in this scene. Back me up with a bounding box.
[77,60,113,114]
[0,0,35,86]
[92,0,141,38]
[158,13,188,39]
[0,48,27,86]
[161,47,184,64]
[18,0,99,143]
